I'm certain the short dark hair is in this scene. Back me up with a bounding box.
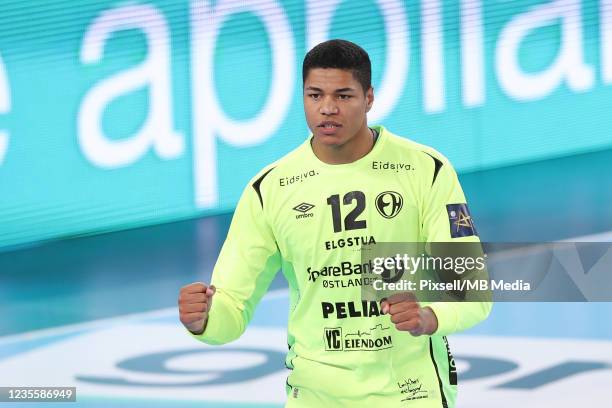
[302,39,372,93]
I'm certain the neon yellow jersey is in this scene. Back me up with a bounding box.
[191,125,492,407]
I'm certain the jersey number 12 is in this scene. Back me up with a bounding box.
[326,191,367,233]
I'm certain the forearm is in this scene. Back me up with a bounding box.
[426,301,492,336]
[189,291,247,345]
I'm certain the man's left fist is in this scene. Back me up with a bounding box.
[380,292,438,336]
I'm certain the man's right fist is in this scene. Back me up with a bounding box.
[178,282,216,335]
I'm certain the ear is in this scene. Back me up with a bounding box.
[365,87,374,112]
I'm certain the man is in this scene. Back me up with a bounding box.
[179,39,491,407]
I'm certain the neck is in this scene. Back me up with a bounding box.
[312,125,374,165]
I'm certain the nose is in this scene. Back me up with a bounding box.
[319,96,338,115]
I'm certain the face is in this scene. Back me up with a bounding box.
[303,68,374,147]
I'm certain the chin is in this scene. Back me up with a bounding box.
[313,130,347,145]
[316,135,346,147]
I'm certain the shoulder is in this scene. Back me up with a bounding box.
[246,139,311,205]
[382,127,452,167]
[379,127,456,186]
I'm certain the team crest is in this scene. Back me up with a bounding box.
[375,191,403,219]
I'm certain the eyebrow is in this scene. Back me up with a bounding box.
[305,86,356,93]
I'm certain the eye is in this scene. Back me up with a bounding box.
[338,95,352,100]
[308,93,320,100]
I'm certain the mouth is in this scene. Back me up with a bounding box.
[318,121,342,128]
[317,121,342,135]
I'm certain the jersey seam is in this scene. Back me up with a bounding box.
[429,337,449,408]
[252,166,276,209]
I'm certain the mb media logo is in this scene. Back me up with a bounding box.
[293,202,314,219]
[324,327,342,351]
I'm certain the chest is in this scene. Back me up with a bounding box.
[268,171,424,263]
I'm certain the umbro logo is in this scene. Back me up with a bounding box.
[293,202,314,219]
[293,202,314,213]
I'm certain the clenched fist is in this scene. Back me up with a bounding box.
[178,282,216,335]
[380,292,438,336]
